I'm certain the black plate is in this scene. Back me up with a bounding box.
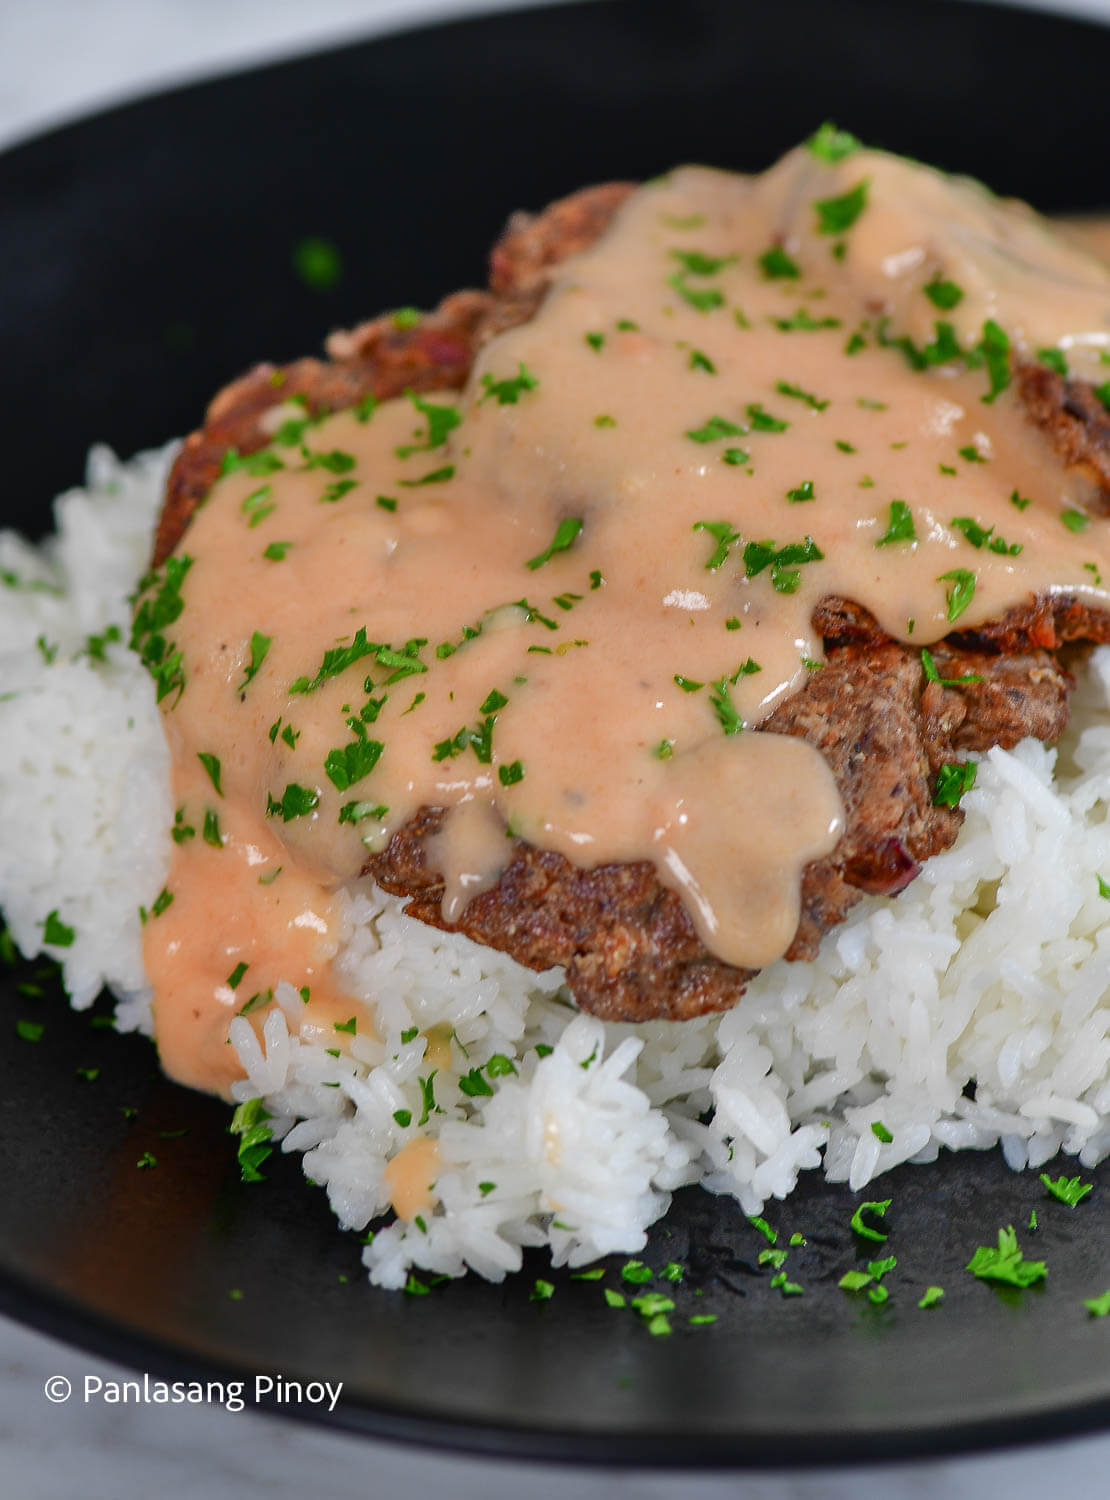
[4,0,1110,1469]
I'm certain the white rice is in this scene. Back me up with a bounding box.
[5,448,1110,1287]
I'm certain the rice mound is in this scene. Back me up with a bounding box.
[5,448,1110,1287]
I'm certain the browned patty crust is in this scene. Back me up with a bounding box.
[153,184,1110,1023]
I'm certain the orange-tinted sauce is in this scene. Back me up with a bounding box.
[143,145,1110,1096]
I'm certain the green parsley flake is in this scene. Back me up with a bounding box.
[775,379,829,411]
[918,1286,945,1309]
[758,246,801,279]
[966,1226,1046,1288]
[621,1259,653,1285]
[938,568,976,622]
[786,481,815,503]
[686,414,745,443]
[266,783,320,821]
[603,1288,627,1309]
[136,1152,158,1170]
[693,519,740,570]
[689,349,716,374]
[237,631,272,693]
[479,362,539,406]
[396,392,461,457]
[814,179,869,235]
[871,1121,894,1144]
[197,752,223,795]
[806,121,861,161]
[934,761,978,807]
[1040,1172,1093,1207]
[746,402,788,432]
[291,236,342,290]
[875,499,916,547]
[850,1199,891,1242]
[924,277,964,310]
[920,647,982,688]
[41,909,75,948]
[16,1020,44,1043]
[1084,1289,1110,1317]
[530,1279,555,1302]
[202,808,224,848]
[585,331,605,352]
[398,465,455,488]
[263,541,292,561]
[526,517,583,570]
[1062,508,1091,533]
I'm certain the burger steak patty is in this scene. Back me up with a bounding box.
[153,184,1110,1023]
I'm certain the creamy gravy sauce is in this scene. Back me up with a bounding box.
[144,146,1110,1097]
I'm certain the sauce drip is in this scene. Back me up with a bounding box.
[143,144,1110,1094]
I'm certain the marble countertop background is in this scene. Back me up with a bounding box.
[4,1,1110,1495]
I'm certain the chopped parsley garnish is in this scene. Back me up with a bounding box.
[530,1279,555,1302]
[16,1020,44,1043]
[263,540,292,561]
[594,414,617,428]
[775,379,829,412]
[291,236,342,290]
[871,1121,893,1144]
[958,443,986,464]
[376,495,398,512]
[1062,508,1091,533]
[321,478,359,504]
[459,1068,494,1098]
[686,414,745,444]
[966,1226,1046,1288]
[938,568,976,622]
[918,1286,945,1309]
[693,519,740,570]
[289,627,377,695]
[398,464,455,487]
[325,738,384,791]
[395,392,461,455]
[688,348,716,373]
[130,553,193,705]
[150,888,173,918]
[667,272,726,313]
[621,1259,654,1285]
[41,910,75,948]
[806,121,861,161]
[875,500,916,547]
[237,630,272,693]
[265,783,320,821]
[240,484,275,527]
[526,516,583,570]
[221,448,284,478]
[302,447,356,475]
[1040,1172,1093,1207]
[813,179,869,234]
[202,808,223,848]
[924,276,964,310]
[770,309,842,332]
[786,480,815,503]
[950,517,1022,555]
[230,1097,273,1182]
[850,1199,891,1242]
[920,647,982,688]
[585,331,605,352]
[746,403,789,433]
[670,248,736,276]
[976,319,1011,403]
[197,752,223,795]
[136,1152,158,1170]
[722,447,750,466]
[171,808,195,844]
[417,1071,442,1126]
[226,962,249,990]
[603,1288,627,1309]
[758,246,801,280]
[1085,1290,1110,1317]
[934,761,977,807]
[708,675,743,735]
[499,760,525,786]
[1037,346,1068,377]
[743,535,824,593]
